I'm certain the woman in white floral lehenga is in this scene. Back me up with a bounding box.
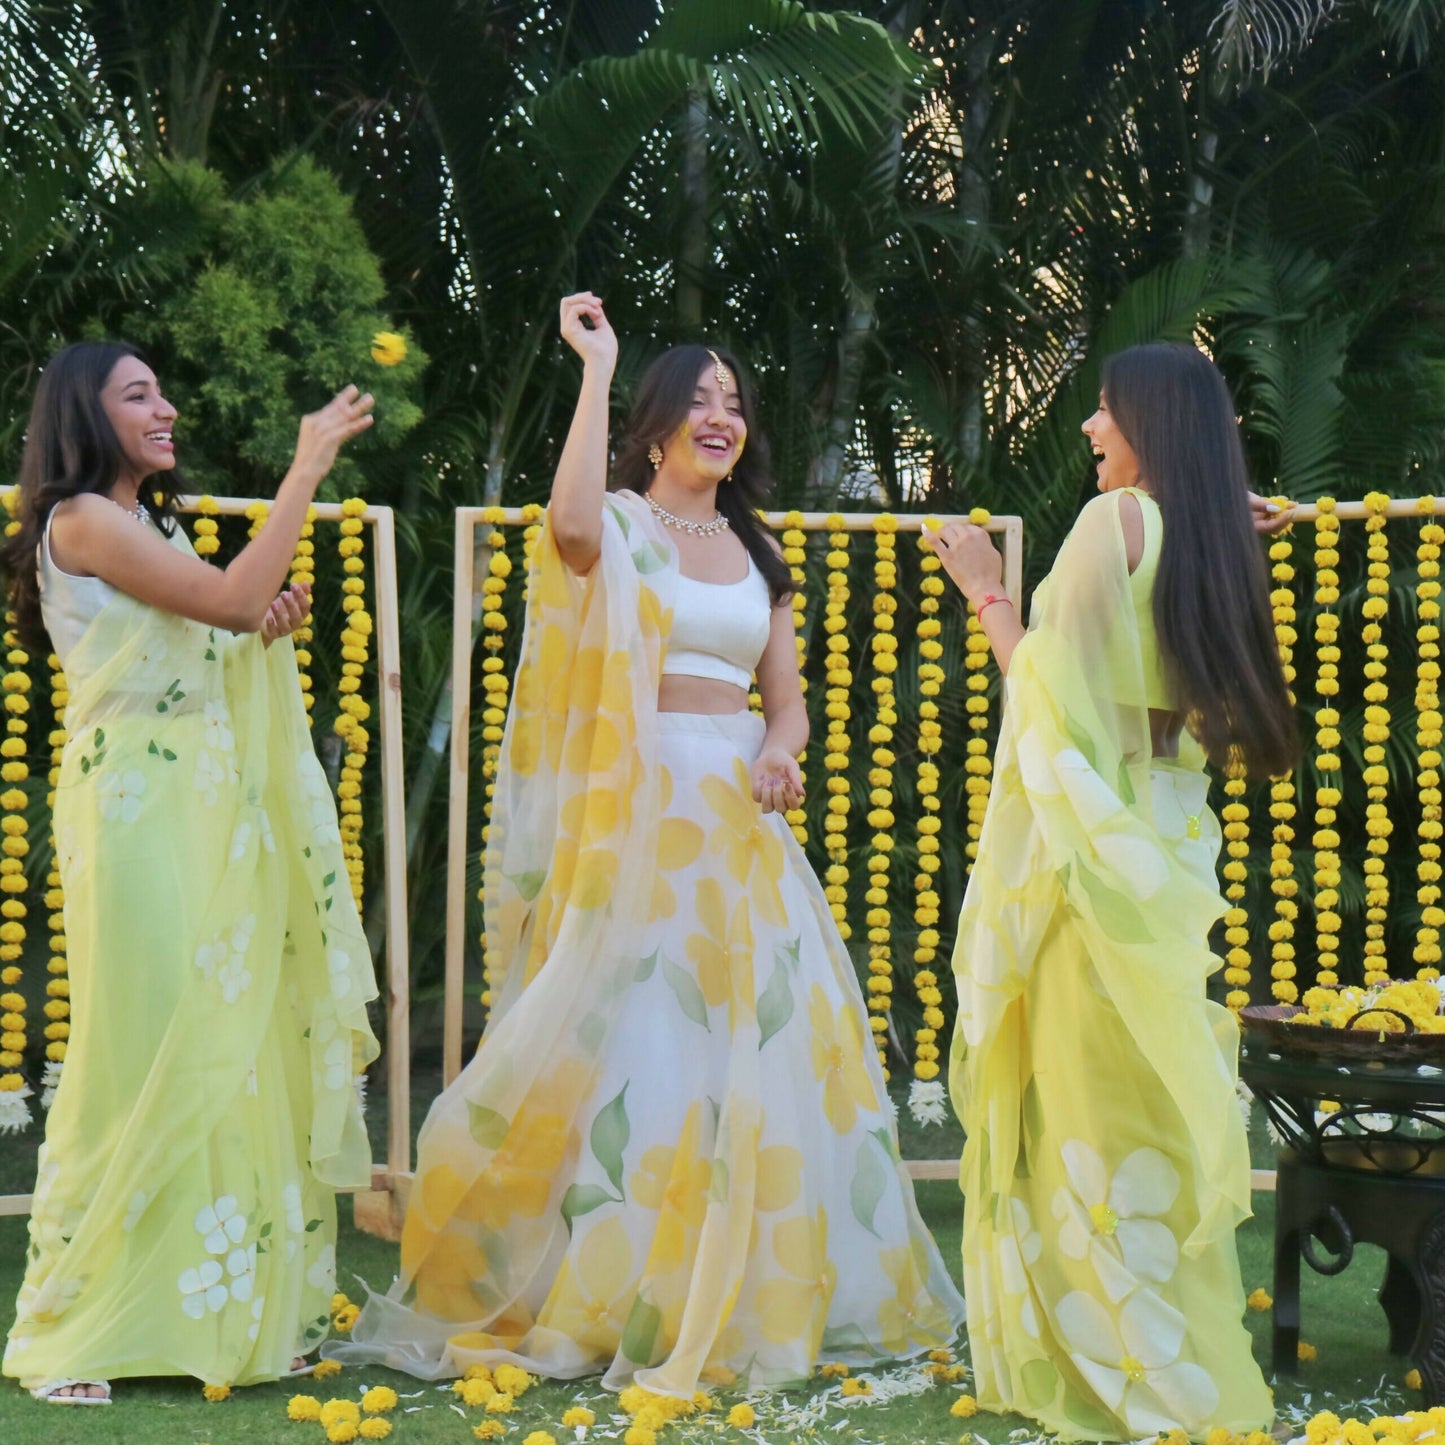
[3,342,378,1403]
[331,294,964,1394]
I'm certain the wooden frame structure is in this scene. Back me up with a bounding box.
[0,495,413,1234]
[443,506,1024,1182]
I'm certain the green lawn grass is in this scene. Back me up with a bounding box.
[0,1076,1420,1444]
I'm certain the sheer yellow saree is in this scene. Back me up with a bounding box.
[333,492,963,1392]
[4,523,378,1390]
[949,490,1271,1440]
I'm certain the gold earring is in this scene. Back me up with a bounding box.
[648,442,663,468]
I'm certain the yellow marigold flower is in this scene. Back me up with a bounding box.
[459,1378,496,1406]
[1246,1287,1272,1311]
[691,1391,715,1413]
[841,1377,872,1397]
[1244,1433,1273,1445]
[313,1358,342,1380]
[1408,1367,1423,1389]
[618,1384,651,1413]
[728,1402,756,1428]
[474,1425,506,1441]
[624,1428,657,1445]
[523,1433,557,1445]
[561,1406,596,1427]
[361,1385,398,1413]
[331,1291,353,1314]
[929,1348,954,1363]
[333,1303,361,1332]
[818,1362,849,1378]
[485,1391,515,1413]
[1160,1432,1189,1445]
[288,1394,323,1420]
[327,1426,359,1445]
[202,1382,231,1401]
[1298,1340,1318,1361]
[1205,1428,1236,1445]
[321,1398,361,1428]
[463,1363,493,1382]
[951,1394,978,1418]
[359,1422,392,1441]
[370,331,408,366]
[494,1363,533,1397]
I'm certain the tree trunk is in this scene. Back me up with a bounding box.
[676,82,709,330]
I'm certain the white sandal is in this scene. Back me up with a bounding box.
[30,1378,111,1405]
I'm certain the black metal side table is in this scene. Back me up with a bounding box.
[1240,1033,1445,1402]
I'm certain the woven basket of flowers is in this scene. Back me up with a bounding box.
[1241,979,1445,1064]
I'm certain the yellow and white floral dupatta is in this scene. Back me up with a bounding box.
[949,489,1272,1440]
[334,491,964,1392]
[4,522,378,1389]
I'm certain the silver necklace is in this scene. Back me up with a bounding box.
[110,495,148,526]
[646,494,730,537]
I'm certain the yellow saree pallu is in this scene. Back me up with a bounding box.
[4,524,378,1389]
[332,492,963,1393]
[949,489,1272,1440]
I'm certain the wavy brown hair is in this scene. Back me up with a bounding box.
[3,341,180,654]
[612,344,794,606]
[1102,342,1297,777]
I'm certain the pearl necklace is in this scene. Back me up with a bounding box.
[111,496,148,526]
[646,494,730,537]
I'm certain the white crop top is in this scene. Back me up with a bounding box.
[38,511,118,667]
[660,558,772,689]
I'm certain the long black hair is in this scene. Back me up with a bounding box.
[3,341,181,655]
[612,344,795,605]
[1102,342,1298,777]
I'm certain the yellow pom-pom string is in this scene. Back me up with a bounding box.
[1268,507,1299,1005]
[192,492,221,557]
[1222,760,1251,1012]
[245,499,269,540]
[908,516,948,1123]
[821,517,852,942]
[477,506,512,1017]
[1312,498,1342,990]
[41,652,68,1105]
[291,504,318,726]
[1416,497,1444,980]
[865,513,899,1077]
[963,507,994,868]
[334,498,371,909]
[780,511,809,845]
[0,512,31,1131]
[1362,491,1392,986]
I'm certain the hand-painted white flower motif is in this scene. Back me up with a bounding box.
[97,768,147,823]
[194,748,226,808]
[996,1196,1043,1339]
[1056,1288,1220,1435]
[123,1190,150,1232]
[1052,1140,1181,1303]
[257,807,275,853]
[328,948,354,1000]
[283,1182,306,1235]
[226,1243,257,1302]
[298,750,342,846]
[306,1243,336,1292]
[230,819,253,862]
[25,1272,83,1319]
[30,1152,59,1213]
[195,937,226,980]
[178,1259,229,1319]
[202,700,235,755]
[195,1195,247,1255]
[248,1293,266,1342]
[218,952,252,1003]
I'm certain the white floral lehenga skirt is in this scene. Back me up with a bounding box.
[332,711,964,1393]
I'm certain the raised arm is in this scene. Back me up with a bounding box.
[51,386,374,634]
[549,292,618,575]
[922,520,1024,675]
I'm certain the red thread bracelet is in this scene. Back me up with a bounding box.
[975,592,1011,616]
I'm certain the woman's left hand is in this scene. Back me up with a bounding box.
[1247,490,1296,536]
[921,520,1003,603]
[751,746,804,816]
[261,583,312,646]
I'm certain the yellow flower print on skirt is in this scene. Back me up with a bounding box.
[949,490,1271,1440]
[4,523,377,1390]
[330,493,963,1392]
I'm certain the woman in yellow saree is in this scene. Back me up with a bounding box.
[2,343,379,1402]
[332,294,964,1394]
[926,343,1296,1440]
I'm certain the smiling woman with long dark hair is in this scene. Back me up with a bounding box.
[925,342,1291,1440]
[2,340,379,1405]
[329,293,965,1394]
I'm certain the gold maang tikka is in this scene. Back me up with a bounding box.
[706,348,733,391]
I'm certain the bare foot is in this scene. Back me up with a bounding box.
[49,1382,108,1400]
